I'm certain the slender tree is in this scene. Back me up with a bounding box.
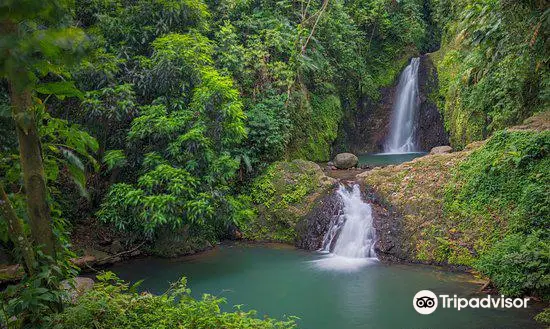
[1,0,86,261]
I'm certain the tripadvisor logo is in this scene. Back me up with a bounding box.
[413,290,530,315]
[413,290,438,314]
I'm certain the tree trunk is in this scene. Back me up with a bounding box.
[8,83,57,259]
[0,183,35,275]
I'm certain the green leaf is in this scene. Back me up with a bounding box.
[103,150,127,171]
[36,81,84,100]
[62,149,88,198]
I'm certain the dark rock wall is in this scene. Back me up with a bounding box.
[332,87,395,155]
[295,189,341,250]
[417,54,449,150]
[365,187,409,262]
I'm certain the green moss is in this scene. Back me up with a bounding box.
[445,130,549,237]
[242,159,335,243]
[444,130,550,297]
[286,93,343,162]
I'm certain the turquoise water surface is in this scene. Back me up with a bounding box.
[110,244,541,329]
[357,152,426,167]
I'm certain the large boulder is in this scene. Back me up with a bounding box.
[429,145,452,154]
[333,153,359,169]
[61,277,95,303]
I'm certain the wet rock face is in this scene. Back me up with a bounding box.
[365,189,408,262]
[333,54,449,155]
[417,54,449,150]
[295,189,342,250]
[332,87,395,154]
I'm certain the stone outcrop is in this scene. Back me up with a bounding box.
[244,159,337,246]
[357,147,476,264]
[295,191,342,250]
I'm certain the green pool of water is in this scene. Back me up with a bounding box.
[357,152,426,167]
[110,244,540,329]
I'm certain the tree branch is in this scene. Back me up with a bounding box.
[301,0,329,54]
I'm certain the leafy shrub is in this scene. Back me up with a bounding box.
[48,272,296,329]
[444,130,550,297]
[97,31,251,241]
[433,0,549,148]
[1,254,76,328]
[476,231,550,298]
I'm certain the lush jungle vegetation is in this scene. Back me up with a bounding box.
[0,0,548,327]
[431,0,549,148]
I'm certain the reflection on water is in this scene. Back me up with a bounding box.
[358,152,426,167]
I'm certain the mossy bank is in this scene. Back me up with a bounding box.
[361,113,549,299]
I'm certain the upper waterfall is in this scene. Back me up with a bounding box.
[384,57,421,153]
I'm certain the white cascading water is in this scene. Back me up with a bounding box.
[384,57,420,153]
[314,184,377,271]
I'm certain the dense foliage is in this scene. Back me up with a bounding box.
[430,0,549,148]
[445,130,549,297]
[44,0,436,245]
[1,0,548,327]
[48,272,296,329]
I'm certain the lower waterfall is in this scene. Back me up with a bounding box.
[314,184,377,270]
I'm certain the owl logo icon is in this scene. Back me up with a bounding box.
[416,296,435,308]
[413,290,438,314]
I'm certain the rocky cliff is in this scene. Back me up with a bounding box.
[417,54,449,150]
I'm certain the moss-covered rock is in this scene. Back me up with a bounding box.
[286,92,343,162]
[0,264,24,284]
[243,159,336,244]
[358,144,475,264]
